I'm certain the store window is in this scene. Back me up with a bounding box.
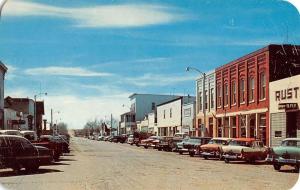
[275,131,282,137]
[260,72,266,100]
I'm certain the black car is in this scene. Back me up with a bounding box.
[111,135,127,143]
[180,137,211,157]
[0,135,53,173]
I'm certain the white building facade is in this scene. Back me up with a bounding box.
[269,74,300,146]
[157,96,195,136]
[0,62,7,129]
[182,101,196,136]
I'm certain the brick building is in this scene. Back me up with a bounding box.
[215,44,300,146]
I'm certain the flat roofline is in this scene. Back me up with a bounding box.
[129,93,180,99]
[216,44,297,71]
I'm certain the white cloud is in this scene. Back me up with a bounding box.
[3,0,188,28]
[4,64,18,80]
[5,87,131,129]
[125,73,197,87]
[24,66,112,77]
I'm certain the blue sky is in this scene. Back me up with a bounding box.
[0,0,299,129]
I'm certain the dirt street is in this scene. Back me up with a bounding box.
[0,137,299,190]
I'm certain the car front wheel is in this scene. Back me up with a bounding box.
[273,164,281,171]
[224,158,230,163]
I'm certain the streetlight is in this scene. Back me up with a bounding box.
[186,66,206,137]
[51,109,60,135]
[34,92,47,133]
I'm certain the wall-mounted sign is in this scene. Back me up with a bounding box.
[278,103,299,111]
[275,87,299,101]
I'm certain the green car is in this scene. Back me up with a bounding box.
[266,138,300,172]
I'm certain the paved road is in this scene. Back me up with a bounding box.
[0,137,299,190]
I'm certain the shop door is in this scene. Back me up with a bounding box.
[287,112,297,138]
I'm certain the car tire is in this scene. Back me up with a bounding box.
[273,164,281,171]
[130,143,133,146]
[12,162,21,174]
[294,165,299,173]
[203,156,208,160]
[224,158,230,163]
[158,148,162,151]
[179,151,183,155]
[144,146,148,149]
[189,152,195,157]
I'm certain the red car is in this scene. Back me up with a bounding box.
[140,136,161,149]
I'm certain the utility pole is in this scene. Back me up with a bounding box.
[51,108,53,135]
[111,114,113,136]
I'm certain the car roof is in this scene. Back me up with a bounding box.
[211,137,232,141]
[20,131,36,134]
[0,130,20,132]
[0,135,28,139]
[232,138,255,142]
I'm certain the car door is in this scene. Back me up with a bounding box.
[0,137,11,168]
[13,137,37,164]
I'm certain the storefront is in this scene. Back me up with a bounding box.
[269,74,300,147]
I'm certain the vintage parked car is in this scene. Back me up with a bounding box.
[0,135,53,173]
[222,138,267,163]
[133,132,152,146]
[157,136,174,151]
[20,130,38,141]
[140,136,161,149]
[175,137,190,152]
[104,136,111,141]
[33,135,64,161]
[98,136,105,141]
[181,137,211,156]
[127,135,134,145]
[0,130,21,136]
[200,138,232,160]
[266,138,300,172]
[111,135,127,143]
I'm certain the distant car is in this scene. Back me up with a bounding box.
[157,136,174,151]
[133,132,152,146]
[266,138,300,172]
[127,135,134,145]
[180,137,211,156]
[140,136,160,149]
[0,135,52,173]
[200,138,232,160]
[104,136,110,141]
[98,136,105,141]
[111,135,127,143]
[222,138,267,163]
[175,137,190,152]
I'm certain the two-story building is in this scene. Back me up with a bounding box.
[0,61,7,129]
[195,70,216,137]
[4,97,35,131]
[120,93,179,134]
[215,44,300,146]
[157,96,195,136]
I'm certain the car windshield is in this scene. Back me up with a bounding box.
[281,140,300,147]
[208,139,229,145]
[229,140,251,147]
[188,138,201,143]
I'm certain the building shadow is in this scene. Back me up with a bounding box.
[58,158,76,162]
[51,162,70,166]
[225,161,269,165]
[0,168,62,178]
